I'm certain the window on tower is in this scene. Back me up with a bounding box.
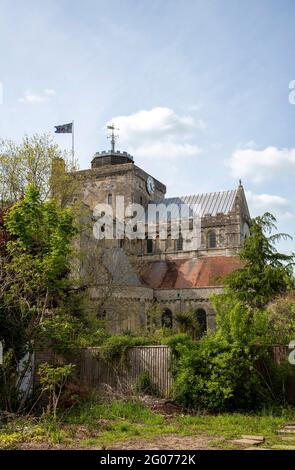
[208,230,217,248]
[176,231,183,251]
[146,239,153,254]
[161,309,173,329]
[195,308,207,338]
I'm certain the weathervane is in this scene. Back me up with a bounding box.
[107,123,119,153]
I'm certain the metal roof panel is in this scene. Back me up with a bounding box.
[156,189,237,218]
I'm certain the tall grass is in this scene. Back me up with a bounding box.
[177,408,295,439]
[66,399,164,427]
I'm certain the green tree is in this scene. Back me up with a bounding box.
[5,184,76,286]
[0,134,78,206]
[265,295,295,345]
[37,363,75,419]
[226,213,294,308]
[0,185,78,411]
[175,310,201,339]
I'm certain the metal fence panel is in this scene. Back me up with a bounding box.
[79,345,173,397]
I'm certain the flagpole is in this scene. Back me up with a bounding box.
[72,120,74,166]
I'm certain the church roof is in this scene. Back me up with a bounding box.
[157,189,238,218]
[141,256,242,289]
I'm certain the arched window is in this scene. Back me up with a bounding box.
[146,239,153,254]
[176,232,183,251]
[208,231,217,248]
[242,222,250,244]
[161,308,173,329]
[196,308,207,338]
[166,235,173,251]
[97,309,106,321]
[108,193,112,205]
[155,236,161,253]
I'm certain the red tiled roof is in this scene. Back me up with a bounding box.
[141,256,242,289]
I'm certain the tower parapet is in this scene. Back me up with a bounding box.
[91,150,134,168]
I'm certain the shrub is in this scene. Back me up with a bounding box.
[169,297,292,411]
[98,334,149,365]
[135,371,159,396]
[265,296,295,345]
[38,362,75,419]
[172,335,271,411]
[175,310,201,338]
[164,214,295,411]
[163,333,195,358]
[41,314,109,354]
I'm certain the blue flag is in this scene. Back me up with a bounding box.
[54,123,73,133]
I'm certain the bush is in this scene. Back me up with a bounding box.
[135,371,159,396]
[172,335,271,411]
[175,310,201,338]
[41,313,110,354]
[38,362,75,419]
[163,333,195,357]
[265,296,295,345]
[41,314,85,354]
[169,297,292,411]
[98,334,149,365]
[164,214,295,411]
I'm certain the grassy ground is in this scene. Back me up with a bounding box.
[1,399,295,450]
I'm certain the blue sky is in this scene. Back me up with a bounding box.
[0,0,294,253]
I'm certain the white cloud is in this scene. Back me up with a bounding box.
[129,141,202,159]
[280,211,295,221]
[108,107,204,160]
[228,146,295,183]
[246,190,294,219]
[44,88,56,96]
[19,88,56,104]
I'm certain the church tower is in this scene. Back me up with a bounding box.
[75,130,166,212]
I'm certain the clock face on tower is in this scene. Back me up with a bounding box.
[146,176,155,195]
[146,176,155,194]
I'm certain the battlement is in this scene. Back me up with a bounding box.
[91,150,134,168]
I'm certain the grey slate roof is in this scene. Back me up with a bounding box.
[155,189,238,219]
[103,248,141,286]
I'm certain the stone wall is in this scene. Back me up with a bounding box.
[76,161,166,212]
[88,285,154,334]
[154,287,221,331]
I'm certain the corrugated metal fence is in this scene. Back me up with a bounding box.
[35,345,295,402]
[79,345,173,398]
[270,346,290,364]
